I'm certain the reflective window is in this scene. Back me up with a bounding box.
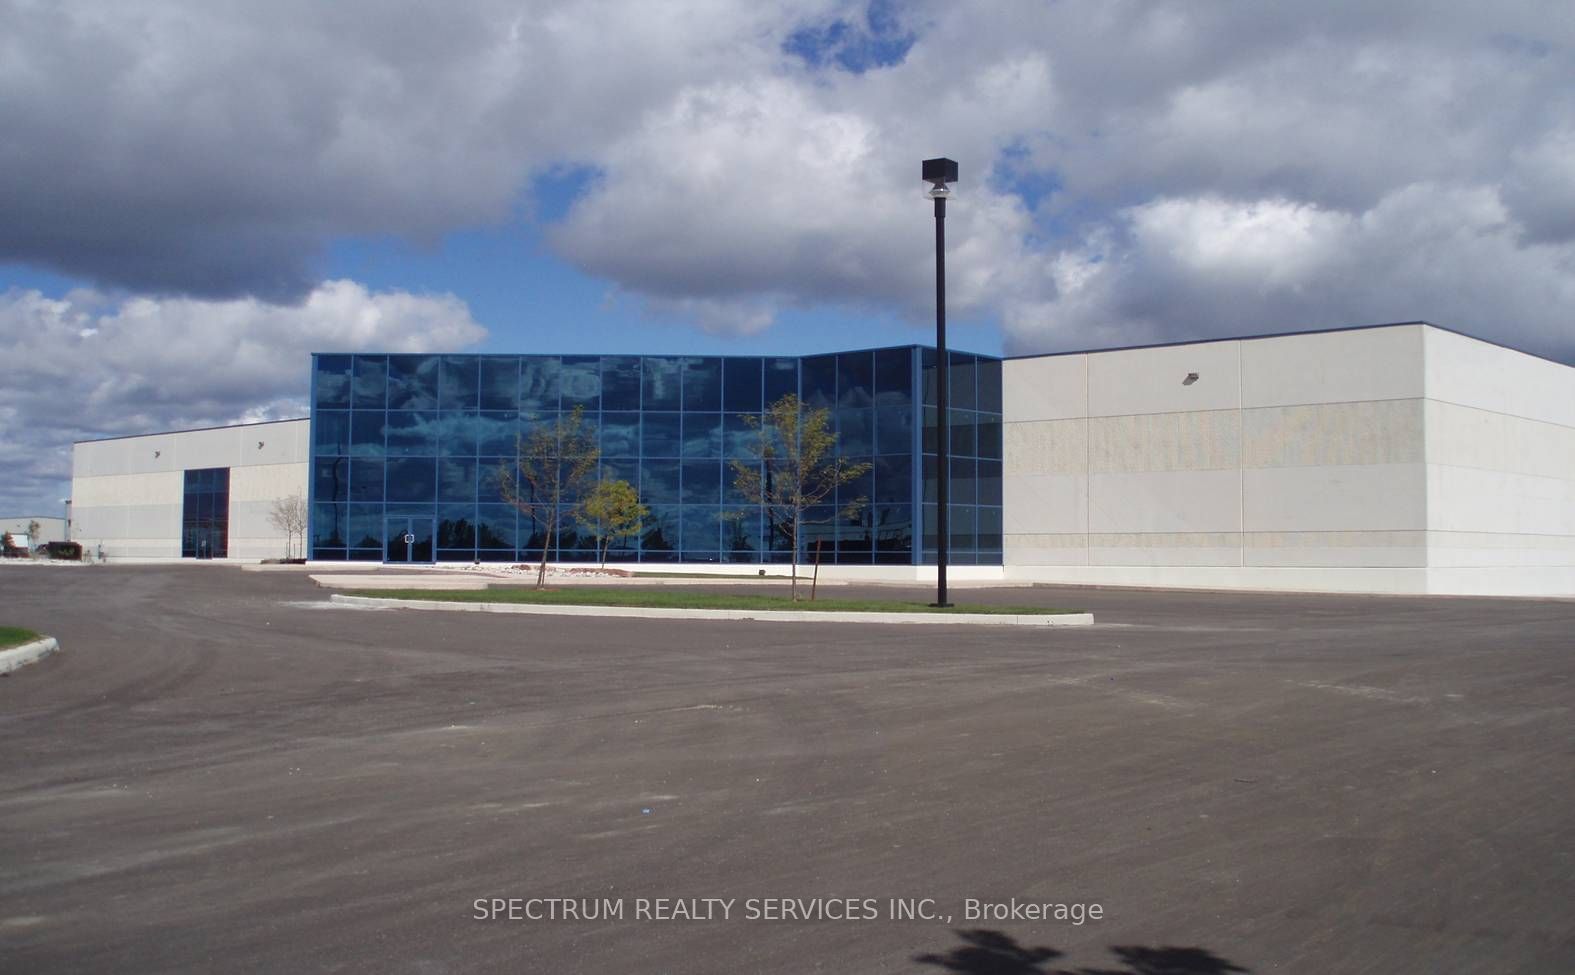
[601,412,641,457]
[315,457,349,503]
[682,413,722,458]
[440,356,479,410]
[480,358,519,410]
[873,347,912,406]
[682,357,722,411]
[181,467,229,558]
[765,357,798,406]
[642,414,682,457]
[520,357,560,410]
[600,356,641,411]
[681,461,721,504]
[560,356,601,409]
[837,350,874,408]
[386,412,438,457]
[314,411,349,456]
[801,355,836,409]
[643,358,681,410]
[723,358,761,412]
[387,355,438,410]
[353,355,387,409]
[315,355,352,408]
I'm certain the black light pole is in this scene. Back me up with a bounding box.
[923,158,957,608]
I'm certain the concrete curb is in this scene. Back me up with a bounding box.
[328,594,1093,626]
[0,636,59,674]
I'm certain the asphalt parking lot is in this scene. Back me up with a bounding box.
[1,565,1571,974]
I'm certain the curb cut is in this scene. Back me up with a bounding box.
[328,594,1093,627]
[0,637,59,675]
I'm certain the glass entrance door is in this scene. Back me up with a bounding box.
[385,516,434,563]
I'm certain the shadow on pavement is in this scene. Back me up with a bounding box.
[914,929,1248,975]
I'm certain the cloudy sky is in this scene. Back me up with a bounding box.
[2,0,1572,515]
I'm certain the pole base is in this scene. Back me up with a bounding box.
[929,602,953,609]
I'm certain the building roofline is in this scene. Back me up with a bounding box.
[73,416,309,447]
[308,343,1001,361]
[1002,320,1571,368]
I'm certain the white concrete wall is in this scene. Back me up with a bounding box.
[1001,323,1575,595]
[1004,326,1433,589]
[1,516,66,546]
[71,419,309,562]
[1421,329,1575,595]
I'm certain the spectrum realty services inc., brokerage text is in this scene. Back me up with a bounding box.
[474,896,1105,926]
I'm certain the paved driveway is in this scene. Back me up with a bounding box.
[2,566,1570,973]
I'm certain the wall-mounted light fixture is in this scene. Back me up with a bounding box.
[258,441,265,449]
[1183,373,1199,386]
[153,450,161,458]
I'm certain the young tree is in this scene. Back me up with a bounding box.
[499,406,600,588]
[729,393,872,600]
[577,478,648,567]
[267,493,308,559]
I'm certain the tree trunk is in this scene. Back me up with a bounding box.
[790,513,800,601]
[537,517,552,588]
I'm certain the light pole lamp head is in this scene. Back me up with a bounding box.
[923,157,958,198]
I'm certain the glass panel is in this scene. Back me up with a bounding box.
[475,412,516,456]
[801,354,837,409]
[948,352,977,411]
[873,504,912,557]
[873,347,912,406]
[480,358,519,410]
[599,459,637,489]
[949,409,976,457]
[313,411,349,456]
[722,507,762,552]
[722,358,762,412]
[478,458,513,504]
[680,506,721,553]
[950,504,976,551]
[519,357,561,410]
[350,411,384,457]
[976,414,1002,460]
[723,460,759,504]
[348,504,383,548]
[385,457,436,502]
[681,461,721,504]
[920,347,937,408]
[311,502,346,547]
[560,355,601,409]
[764,357,798,407]
[642,358,681,410]
[440,356,479,410]
[921,406,938,454]
[352,355,387,409]
[314,355,352,408]
[600,356,641,411]
[641,461,680,504]
[874,455,911,503]
[642,505,680,556]
[476,505,516,549]
[682,413,722,458]
[837,457,874,511]
[601,412,641,457]
[874,406,912,455]
[642,414,682,457]
[977,506,1003,551]
[977,359,1002,414]
[681,357,722,411]
[978,459,1002,506]
[349,458,384,502]
[922,454,937,504]
[387,355,439,410]
[837,350,874,408]
[438,504,477,548]
[950,457,977,504]
[724,413,761,457]
[836,409,873,455]
[438,457,477,502]
[385,412,438,457]
[314,458,349,503]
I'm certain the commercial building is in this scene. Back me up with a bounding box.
[68,322,1573,595]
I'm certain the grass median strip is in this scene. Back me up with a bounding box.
[346,588,1080,615]
[0,626,42,649]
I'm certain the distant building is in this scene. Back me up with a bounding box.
[69,323,1573,596]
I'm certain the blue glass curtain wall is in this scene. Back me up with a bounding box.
[308,347,1002,565]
